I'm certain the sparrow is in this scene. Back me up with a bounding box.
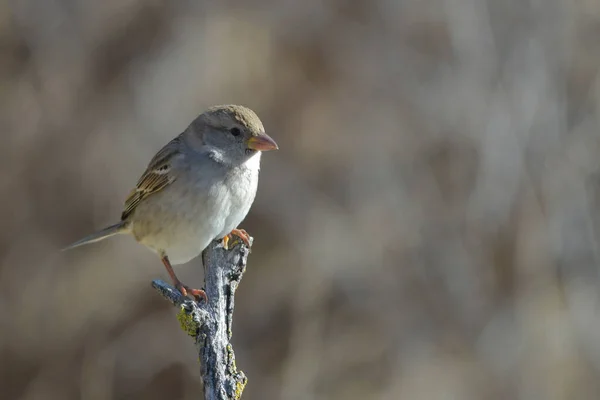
[63,105,278,301]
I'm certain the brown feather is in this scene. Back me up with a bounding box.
[121,135,183,220]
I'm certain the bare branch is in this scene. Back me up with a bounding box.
[152,237,251,400]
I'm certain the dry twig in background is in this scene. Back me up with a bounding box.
[152,238,251,400]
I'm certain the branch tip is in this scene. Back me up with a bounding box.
[151,238,251,399]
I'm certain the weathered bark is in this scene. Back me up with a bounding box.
[152,238,251,400]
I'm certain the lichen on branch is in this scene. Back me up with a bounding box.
[151,237,252,400]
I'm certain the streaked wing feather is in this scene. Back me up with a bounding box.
[121,136,182,220]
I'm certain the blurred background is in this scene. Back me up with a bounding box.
[2,0,600,399]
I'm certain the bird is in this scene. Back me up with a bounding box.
[63,105,278,301]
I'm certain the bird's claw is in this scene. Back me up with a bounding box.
[222,228,251,250]
[175,282,208,303]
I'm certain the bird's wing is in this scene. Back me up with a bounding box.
[121,135,183,220]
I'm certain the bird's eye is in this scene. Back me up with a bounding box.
[230,127,241,137]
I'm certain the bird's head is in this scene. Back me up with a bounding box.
[186,105,278,166]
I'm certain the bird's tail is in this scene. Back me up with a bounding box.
[62,221,128,251]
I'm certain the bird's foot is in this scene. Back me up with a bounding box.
[222,228,251,250]
[175,282,208,303]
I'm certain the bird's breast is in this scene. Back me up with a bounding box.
[130,159,259,264]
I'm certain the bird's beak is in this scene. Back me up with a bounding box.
[246,133,279,151]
